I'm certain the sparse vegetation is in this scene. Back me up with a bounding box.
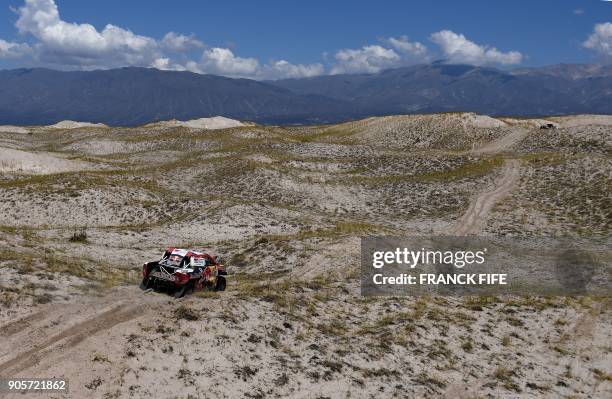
[174,305,199,321]
[494,367,521,392]
[69,229,88,243]
[0,114,609,398]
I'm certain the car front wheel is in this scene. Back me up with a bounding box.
[139,278,151,290]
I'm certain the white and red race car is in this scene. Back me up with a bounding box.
[140,248,227,298]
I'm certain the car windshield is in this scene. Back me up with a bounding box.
[163,253,184,263]
[191,258,207,267]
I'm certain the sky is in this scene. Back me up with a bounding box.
[0,0,610,79]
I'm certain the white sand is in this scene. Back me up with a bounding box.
[0,147,94,174]
[150,116,244,130]
[550,114,612,128]
[499,117,557,128]
[46,120,108,129]
[501,115,612,129]
[460,112,507,128]
[0,126,29,134]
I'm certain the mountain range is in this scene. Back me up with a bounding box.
[0,63,610,126]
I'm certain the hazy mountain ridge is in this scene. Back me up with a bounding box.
[0,67,352,126]
[0,63,610,126]
[272,63,612,117]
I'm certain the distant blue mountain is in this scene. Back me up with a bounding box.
[0,63,610,126]
[271,63,612,118]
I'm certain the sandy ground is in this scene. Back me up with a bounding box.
[460,112,507,129]
[449,126,526,235]
[473,128,529,155]
[0,112,610,398]
[449,159,521,235]
[551,114,612,128]
[148,116,245,130]
[0,125,29,134]
[46,121,109,129]
[0,147,98,174]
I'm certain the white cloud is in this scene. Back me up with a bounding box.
[331,45,401,74]
[151,57,171,70]
[263,60,324,79]
[386,36,428,57]
[0,1,531,78]
[329,37,430,75]
[188,49,324,79]
[13,0,160,67]
[430,30,523,65]
[161,32,204,52]
[151,57,187,71]
[199,47,260,78]
[0,39,30,58]
[0,0,323,79]
[583,22,612,57]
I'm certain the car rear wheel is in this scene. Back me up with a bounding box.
[174,281,194,298]
[214,276,226,292]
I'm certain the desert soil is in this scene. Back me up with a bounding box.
[0,113,610,398]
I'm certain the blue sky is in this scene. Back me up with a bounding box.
[0,0,610,79]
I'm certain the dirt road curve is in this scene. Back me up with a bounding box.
[473,128,529,155]
[449,159,521,235]
[447,127,527,235]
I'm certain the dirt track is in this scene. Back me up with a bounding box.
[0,115,610,398]
[449,159,521,235]
[0,287,161,382]
[448,127,526,235]
[473,128,529,155]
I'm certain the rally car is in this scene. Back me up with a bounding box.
[140,248,227,298]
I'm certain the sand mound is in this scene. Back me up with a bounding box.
[151,116,245,130]
[339,113,508,150]
[0,147,94,174]
[499,117,558,128]
[47,120,108,129]
[459,113,506,128]
[550,114,612,128]
[0,125,29,134]
[65,140,130,155]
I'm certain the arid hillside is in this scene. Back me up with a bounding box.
[0,113,610,398]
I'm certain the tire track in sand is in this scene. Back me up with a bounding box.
[0,304,141,376]
[473,128,529,155]
[0,311,45,338]
[447,127,527,235]
[448,159,520,235]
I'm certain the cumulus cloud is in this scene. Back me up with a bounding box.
[329,36,430,74]
[198,47,260,78]
[262,60,324,79]
[161,32,204,52]
[386,36,428,57]
[0,0,323,79]
[430,30,523,65]
[15,0,159,67]
[583,22,612,57]
[187,49,324,79]
[0,39,30,58]
[151,57,187,71]
[331,45,401,74]
[0,1,528,78]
